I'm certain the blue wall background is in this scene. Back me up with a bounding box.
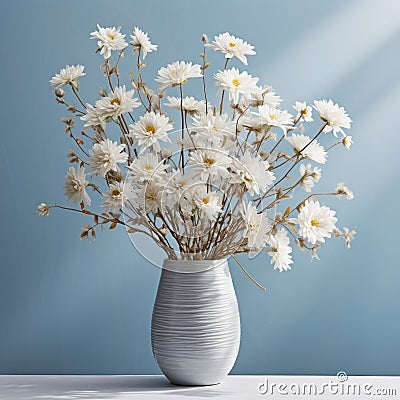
[1,0,400,375]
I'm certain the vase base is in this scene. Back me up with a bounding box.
[167,378,221,387]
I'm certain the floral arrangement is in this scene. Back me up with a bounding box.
[38,25,355,289]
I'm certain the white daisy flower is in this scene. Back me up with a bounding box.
[240,114,276,139]
[286,134,327,164]
[313,99,352,137]
[161,170,194,210]
[129,111,173,153]
[191,113,236,140]
[290,199,337,245]
[102,182,124,212]
[336,182,354,200]
[232,152,275,195]
[241,203,270,249]
[90,24,128,59]
[155,61,202,91]
[95,85,140,120]
[206,32,256,65]
[165,96,206,115]
[129,181,161,215]
[192,186,222,220]
[299,163,321,193]
[256,105,294,134]
[80,103,106,131]
[188,148,232,180]
[342,135,353,150]
[176,135,209,151]
[293,101,313,122]
[130,27,157,59]
[64,166,91,206]
[250,86,282,108]
[163,169,192,195]
[88,138,128,177]
[37,203,50,216]
[50,65,85,90]
[128,153,168,183]
[343,226,356,248]
[214,68,259,105]
[267,228,293,272]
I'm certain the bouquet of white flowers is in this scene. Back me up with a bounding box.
[38,26,355,289]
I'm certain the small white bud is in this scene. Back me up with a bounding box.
[202,34,209,44]
[37,203,50,216]
[99,88,108,97]
[161,149,172,159]
[55,88,65,97]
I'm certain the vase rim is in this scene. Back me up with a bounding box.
[163,258,227,273]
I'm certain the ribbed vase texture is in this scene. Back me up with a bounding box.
[151,259,241,386]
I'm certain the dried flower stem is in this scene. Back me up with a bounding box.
[201,45,209,114]
[232,255,266,291]
[179,83,185,171]
[71,85,87,110]
[219,58,229,115]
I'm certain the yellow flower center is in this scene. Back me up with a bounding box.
[147,192,157,201]
[229,42,236,48]
[311,219,320,227]
[202,198,209,204]
[171,69,177,75]
[244,174,253,183]
[269,114,276,120]
[145,124,157,134]
[110,98,121,106]
[111,189,121,196]
[301,108,307,115]
[144,165,153,171]
[107,34,115,40]
[232,78,240,87]
[204,158,215,166]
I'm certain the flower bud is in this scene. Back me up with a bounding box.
[99,88,108,97]
[342,135,353,150]
[161,148,172,159]
[55,88,65,97]
[37,203,50,216]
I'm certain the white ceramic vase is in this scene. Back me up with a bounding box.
[151,258,241,386]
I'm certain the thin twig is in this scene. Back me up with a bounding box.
[71,86,87,110]
[219,58,229,115]
[232,255,266,291]
[179,84,185,171]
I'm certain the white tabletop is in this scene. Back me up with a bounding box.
[1,374,400,399]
